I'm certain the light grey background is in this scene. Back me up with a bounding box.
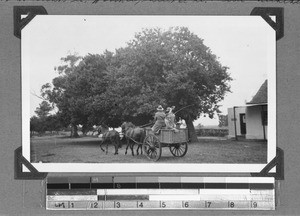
[0,1,299,215]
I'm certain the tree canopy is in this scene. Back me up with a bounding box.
[34,100,52,119]
[39,27,232,140]
[30,101,63,136]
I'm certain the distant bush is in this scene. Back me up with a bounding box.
[196,128,228,137]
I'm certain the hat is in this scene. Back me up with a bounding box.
[166,106,175,112]
[157,105,164,111]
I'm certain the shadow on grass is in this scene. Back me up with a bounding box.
[31,135,102,146]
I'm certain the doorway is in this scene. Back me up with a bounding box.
[240,113,246,135]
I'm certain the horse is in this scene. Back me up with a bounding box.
[121,122,146,156]
[98,125,121,155]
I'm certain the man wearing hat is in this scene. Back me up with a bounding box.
[151,105,166,134]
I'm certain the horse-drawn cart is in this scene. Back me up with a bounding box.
[143,128,188,161]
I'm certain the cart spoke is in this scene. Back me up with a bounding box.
[150,149,155,159]
[178,146,183,155]
[143,134,162,161]
[153,150,157,159]
[169,142,188,157]
[150,136,154,143]
[150,150,154,159]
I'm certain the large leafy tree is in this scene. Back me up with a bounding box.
[40,27,231,141]
[41,54,83,137]
[109,27,232,141]
[41,53,118,136]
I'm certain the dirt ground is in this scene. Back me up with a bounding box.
[30,135,267,164]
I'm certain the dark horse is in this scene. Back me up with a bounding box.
[121,122,146,156]
[98,125,121,155]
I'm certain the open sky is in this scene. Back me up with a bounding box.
[22,15,275,126]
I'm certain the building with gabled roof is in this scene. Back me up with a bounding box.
[228,80,268,140]
[247,80,267,105]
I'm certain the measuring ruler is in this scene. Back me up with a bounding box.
[46,176,275,210]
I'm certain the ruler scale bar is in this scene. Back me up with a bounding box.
[46,183,274,190]
[47,177,274,189]
[46,201,274,210]
[46,177,275,210]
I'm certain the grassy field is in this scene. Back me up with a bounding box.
[30,135,267,164]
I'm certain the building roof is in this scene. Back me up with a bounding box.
[247,80,267,104]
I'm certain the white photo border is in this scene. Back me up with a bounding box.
[22,15,276,173]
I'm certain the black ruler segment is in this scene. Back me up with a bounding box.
[98,195,105,201]
[114,177,136,189]
[91,183,114,189]
[204,183,227,189]
[226,183,249,189]
[69,176,91,189]
[47,183,69,189]
[47,177,70,189]
[137,182,159,189]
[137,176,159,189]
[250,183,274,190]
[71,183,91,189]
[160,182,182,189]
[181,183,205,189]
[46,177,274,189]
[114,182,136,189]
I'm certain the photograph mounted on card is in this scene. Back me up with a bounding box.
[21,15,276,173]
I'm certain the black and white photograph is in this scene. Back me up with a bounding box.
[22,15,276,173]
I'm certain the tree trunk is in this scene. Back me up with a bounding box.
[82,124,88,136]
[184,116,198,142]
[70,123,79,138]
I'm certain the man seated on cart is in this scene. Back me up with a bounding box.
[151,105,166,135]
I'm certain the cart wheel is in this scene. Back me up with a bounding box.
[169,142,188,157]
[143,134,162,162]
